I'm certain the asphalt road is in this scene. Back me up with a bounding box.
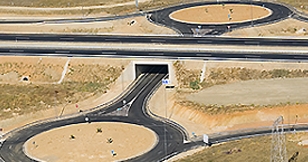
[0,13,143,24]
[1,34,308,47]
[149,1,293,35]
[0,68,191,162]
[0,47,308,61]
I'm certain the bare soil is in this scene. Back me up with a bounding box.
[0,16,177,35]
[224,18,308,37]
[149,61,308,136]
[0,56,131,132]
[170,4,271,24]
[25,122,157,162]
[187,77,308,106]
[175,132,308,162]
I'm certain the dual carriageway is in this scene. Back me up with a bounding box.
[0,1,308,161]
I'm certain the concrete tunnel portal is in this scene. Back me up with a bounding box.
[135,64,169,78]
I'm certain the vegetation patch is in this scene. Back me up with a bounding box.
[176,100,300,115]
[176,133,308,162]
[278,0,308,13]
[174,62,308,90]
[174,66,308,114]
[173,61,201,89]
[0,62,123,120]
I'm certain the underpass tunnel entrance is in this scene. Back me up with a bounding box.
[135,64,168,77]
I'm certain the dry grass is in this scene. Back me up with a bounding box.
[0,62,123,120]
[173,61,201,90]
[175,67,308,115]
[0,0,133,7]
[0,0,201,16]
[176,132,308,162]
[201,68,308,89]
[278,0,308,13]
[176,100,298,115]
[0,0,306,16]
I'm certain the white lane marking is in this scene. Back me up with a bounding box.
[151,39,166,42]
[244,55,261,58]
[60,37,74,41]
[102,51,117,55]
[105,38,118,41]
[9,50,24,53]
[151,53,164,55]
[197,40,212,43]
[294,56,308,59]
[196,54,212,57]
[55,50,70,54]
[15,37,29,40]
[244,41,259,45]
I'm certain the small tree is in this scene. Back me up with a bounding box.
[70,135,75,139]
[96,128,102,133]
[190,81,200,90]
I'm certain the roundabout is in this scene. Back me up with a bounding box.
[149,1,293,35]
[24,122,157,162]
[169,4,271,24]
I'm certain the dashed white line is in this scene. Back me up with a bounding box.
[60,37,74,41]
[9,50,24,53]
[55,50,70,54]
[196,54,212,57]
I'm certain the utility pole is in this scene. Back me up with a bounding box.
[135,0,138,9]
[251,0,254,27]
[271,116,287,162]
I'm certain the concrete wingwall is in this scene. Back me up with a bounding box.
[117,59,178,87]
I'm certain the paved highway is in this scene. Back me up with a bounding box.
[1,34,308,46]
[1,47,308,61]
[0,68,192,162]
[149,1,293,35]
[1,47,308,161]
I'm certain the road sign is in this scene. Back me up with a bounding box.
[203,134,209,144]
[162,79,170,85]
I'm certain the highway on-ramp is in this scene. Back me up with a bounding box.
[149,1,293,35]
[0,44,308,161]
[0,68,195,162]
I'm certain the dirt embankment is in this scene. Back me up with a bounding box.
[150,60,308,136]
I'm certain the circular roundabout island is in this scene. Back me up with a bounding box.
[169,4,272,24]
[24,122,157,162]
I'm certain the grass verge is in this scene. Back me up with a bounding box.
[176,133,308,162]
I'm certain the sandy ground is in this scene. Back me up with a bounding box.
[0,16,177,35]
[0,56,132,133]
[187,77,308,106]
[0,4,305,37]
[149,61,308,137]
[170,4,271,24]
[24,122,157,162]
[224,18,308,37]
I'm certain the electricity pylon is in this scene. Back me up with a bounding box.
[271,116,287,162]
